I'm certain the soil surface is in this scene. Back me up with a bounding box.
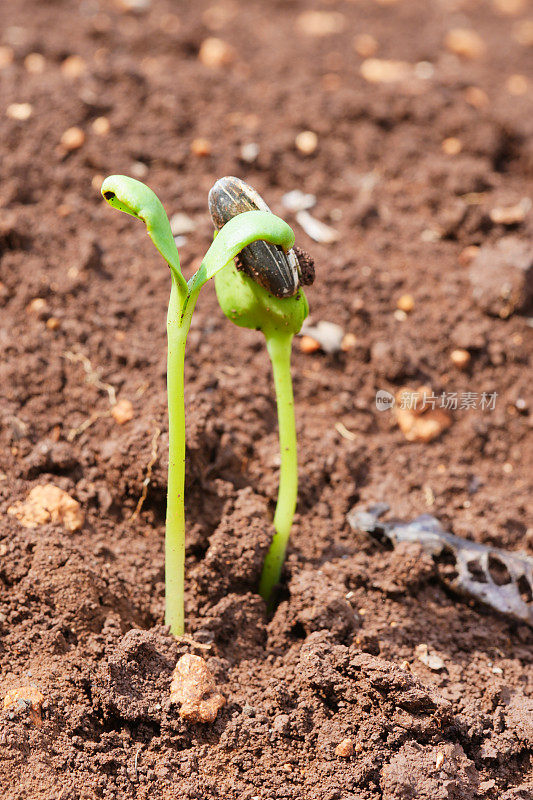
[1,0,532,798]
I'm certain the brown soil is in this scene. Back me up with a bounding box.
[1,0,532,798]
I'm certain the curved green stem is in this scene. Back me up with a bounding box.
[101,175,297,635]
[259,332,298,602]
[165,277,198,635]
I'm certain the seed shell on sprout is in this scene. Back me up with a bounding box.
[208,176,300,298]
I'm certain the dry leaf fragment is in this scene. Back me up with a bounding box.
[3,686,45,726]
[8,484,84,531]
[170,654,225,723]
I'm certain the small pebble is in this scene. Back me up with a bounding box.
[397,294,415,313]
[464,86,489,108]
[489,198,530,225]
[27,297,49,315]
[295,130,318,155]
[341,333,357,351]
[8,484,84,531]
[272,714,290,734]
[111,399,134,425]
[296,10,345,37]
[46,317,61,331]
[61,55,86,79]
[0,45,14,69]
[493,0,527,14]
[458,245,479,265]
[513,19,533,46]
[414,61,434,79]
[450,349,471,369]
[60,126,85,151]
[3,686,45,726]
[442,137,462,155]
[198,37,235,68]
[191,138,211,157]
[435,751,445,770]
[301,320,344,353]
[335,738,354,758]
[300,335,321,354]
[170,213,196,236]
[360,58,412,83]
[116,0,151,11]
[395,388,452,442]
[506,74,528,95]
[503,462,513,474]
[415,643,445,671]
[393,309,407,321]
[240,142,259,163]
[6,103,33,121]
[282,189,316,213]
[170,654,225,724]
[92,116,110,136]
[445,28,486,59]
[354,33,378,57]
[322,73,342,91]
[24,53,45,73]
[131,161,148,179]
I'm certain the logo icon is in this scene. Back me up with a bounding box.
[375,390,395,412]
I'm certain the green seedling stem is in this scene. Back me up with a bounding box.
[214,259,308,603]
[101,175,295,634]
[260,332,298,601]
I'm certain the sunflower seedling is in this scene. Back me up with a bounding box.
[209,176,315,603]
[101,175,295,634]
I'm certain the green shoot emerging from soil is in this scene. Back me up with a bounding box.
[215,264,308,602]
[101,175,295,634]
[210,178,310,603]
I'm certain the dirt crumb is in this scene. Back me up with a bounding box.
[170,654,225,723]
[7,484,84,531]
